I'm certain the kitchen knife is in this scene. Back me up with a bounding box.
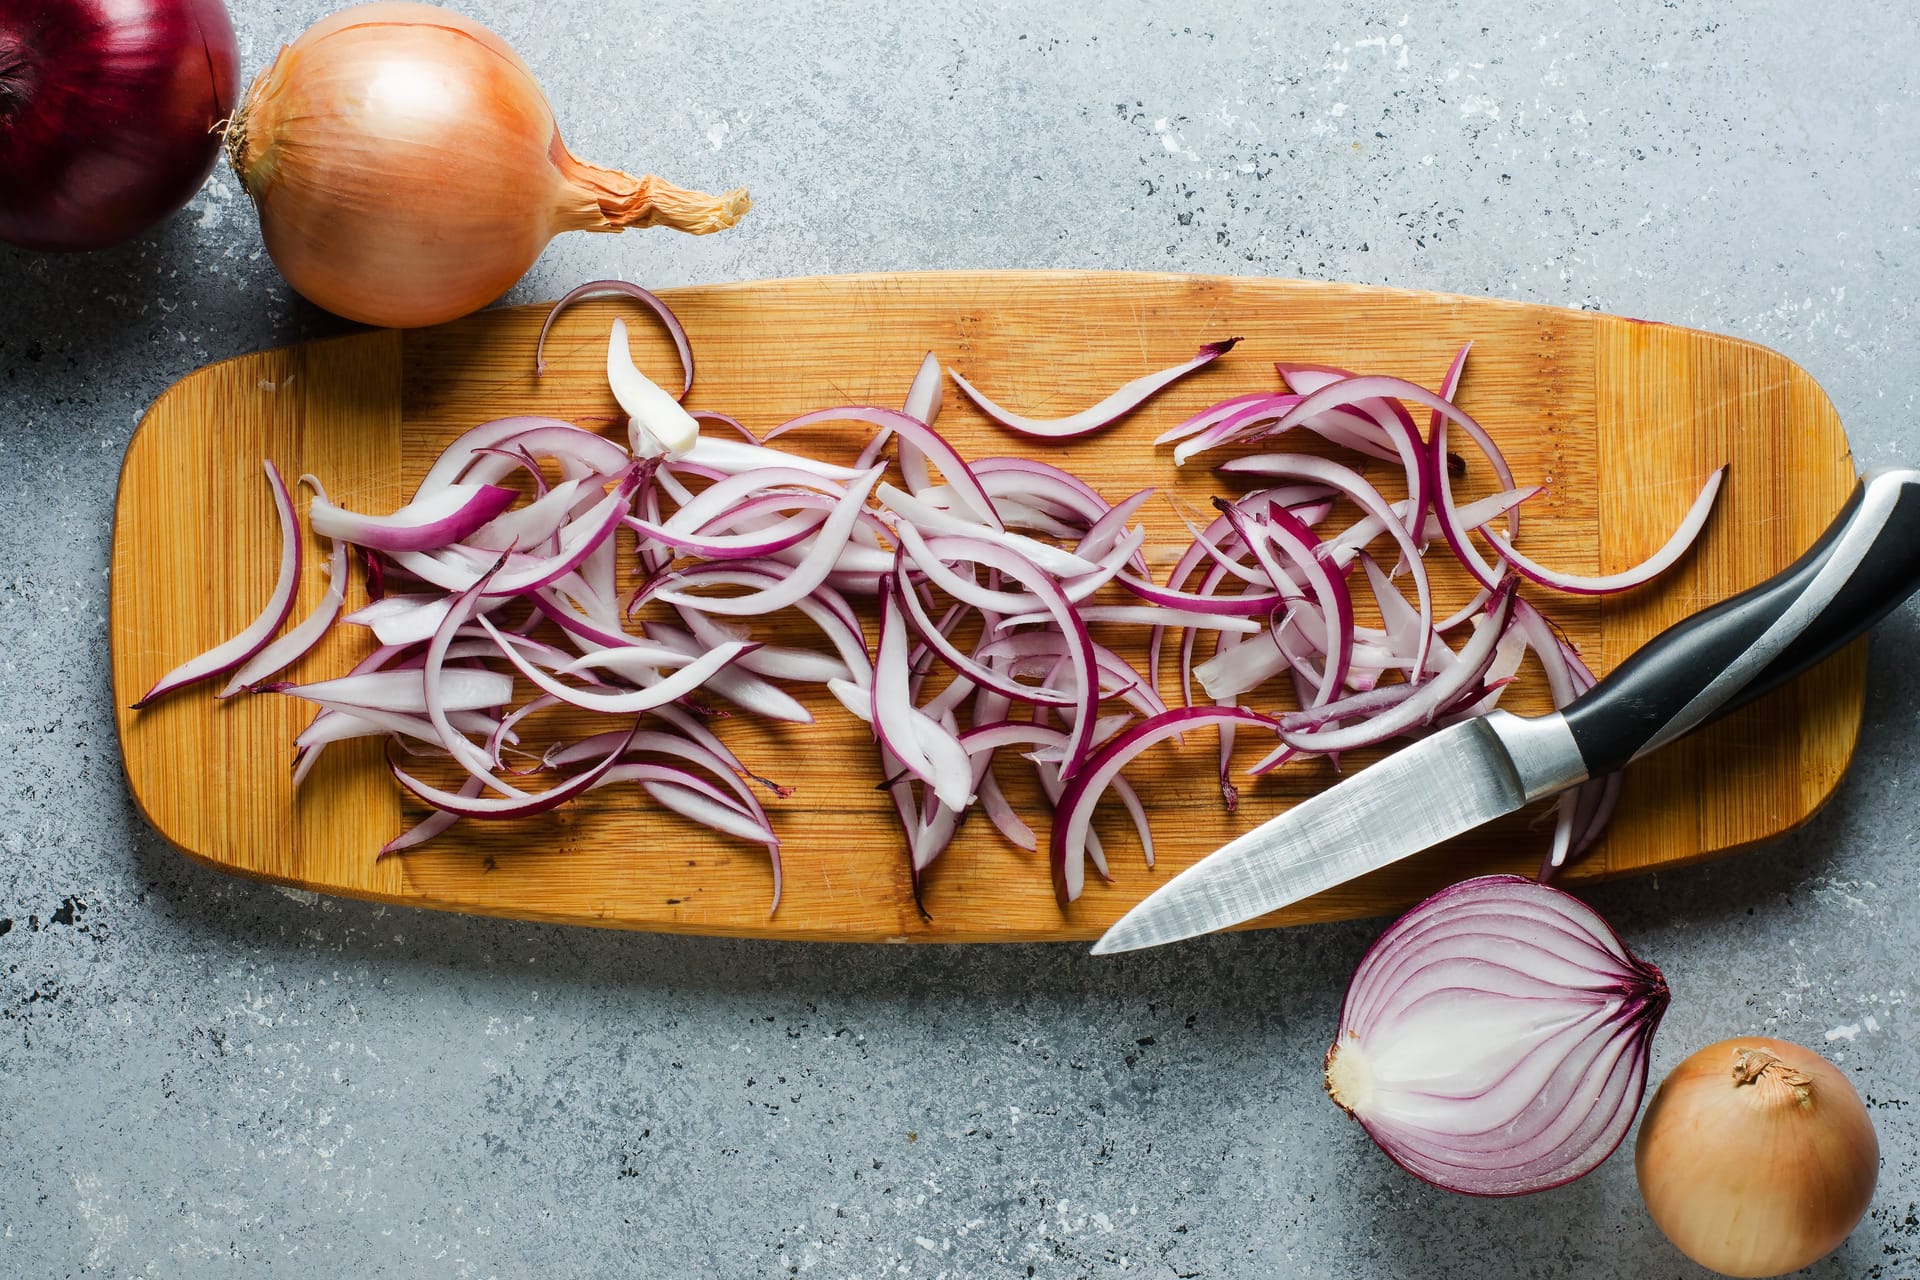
[1093,467,1920,955]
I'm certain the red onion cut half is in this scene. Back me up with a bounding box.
[951,339,1241,438]
[1325,875,1669,1197]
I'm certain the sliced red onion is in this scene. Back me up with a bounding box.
[1279,580,1516,754]
[625,505,829,560]
[1154,391,1278,447]
[379,776,484,855]
[651,467,883,616]
[895,562,1075,707]
[858,351,942,489]
[869,587,974,812]
[639,625,815,724]
[878,482,1098,577]
[1051,707,1279,904]
[1325,875,1668,1196]
[392,723,639,820]
[480,616,755,715]
[767,406,1002,530]
[1218,454,1433,679]
[972,457,1110,521]
[609,319,701,459]
[1003,604,1264,635]
[1481,467,1725,595]
[537,279,693,397]
[683,436,870,484]
[1275,363,1420,461]
[1216,500,1352,711]
[671,610,852,686]
[220,490,351,696]
[269,668,514,716]
[395,468,643,597]
[483,423,634,484]
[978,768,1035,852]
[549,727,779,831]
[951,338,1239,438]
[465,478,587,553]
[134,461,302,707]
[309,481,517,553]
[411,416,577,496]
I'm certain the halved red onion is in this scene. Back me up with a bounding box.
[134,461,303,707]
[1325,875,1668,1196]
[951,338,1240,438]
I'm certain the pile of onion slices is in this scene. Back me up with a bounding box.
[134,280,1724,913]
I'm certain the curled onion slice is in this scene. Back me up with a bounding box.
[951,338,1240,438]
[537,279,693,397]
[1481,467,1726,595]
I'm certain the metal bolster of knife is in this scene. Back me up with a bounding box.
[1483,710,1589,802]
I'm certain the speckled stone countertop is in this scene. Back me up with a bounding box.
[3,2,1917,1275]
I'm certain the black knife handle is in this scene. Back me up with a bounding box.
[1561,467,1920,778]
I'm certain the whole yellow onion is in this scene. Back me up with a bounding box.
[1635,1037,1878,1277]
[226,2,748,328]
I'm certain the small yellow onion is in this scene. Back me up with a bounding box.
[1635,1037,1878,1277]
[225,2,748,328]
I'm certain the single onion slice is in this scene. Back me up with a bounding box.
[1050,707,1280,904]
[1481,467,1726,595]
[134,461,303,707]
[536,279,693,397]
[269,667,514,716]
[309,481,518,552]
[950,338,1240,438]
[1325,875,1669,1196]
[610,319,702,459]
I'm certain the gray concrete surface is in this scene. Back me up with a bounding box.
[3,0,1917,1275]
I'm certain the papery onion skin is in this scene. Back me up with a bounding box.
[1635,1037,1878,1278]
[0,0,238,251]
[226,2,749,327]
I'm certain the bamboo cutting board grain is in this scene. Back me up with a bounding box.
[110,272,1863,941]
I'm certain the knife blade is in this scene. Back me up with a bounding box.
[1094,466,1920,955]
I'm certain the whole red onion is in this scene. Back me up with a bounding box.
[0,0,238,252]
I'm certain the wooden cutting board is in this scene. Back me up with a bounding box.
[109,271,1862,941]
